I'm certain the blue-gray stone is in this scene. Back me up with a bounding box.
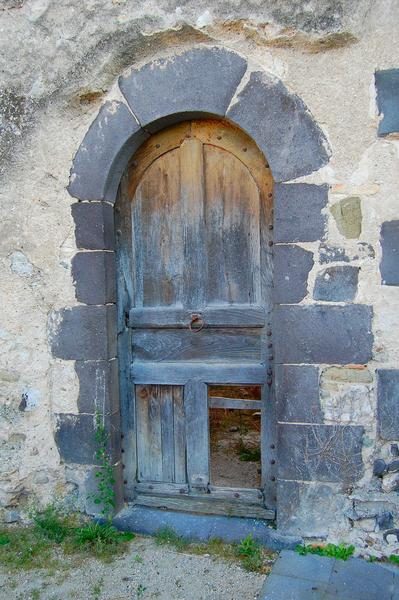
[259,573,328,599]
[274,184,328,242]
[273,244,314,303]
[112,505,301,551]
[75,359,119,415]
[319,243,349,263]
[50,305,117,360]
[273,305,373,364]
[377,370,399,440]
[272,551,335,584]
[72,251,116,305]
[275,365,322,423]
[227,72,331,182]
[54,412,120,465]
[373,458,387,477]
[375,69,399,137]
[380,220,399,285]
[72,202,115,250]
[68,101,148,202]
[119,47,247,133]
[277,423,364,482]
[313,265,359,302]
[326,556,396,600]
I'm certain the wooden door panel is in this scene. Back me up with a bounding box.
[129,305,265,328]
[204,145,261,305]
[136,384,186,483]
[132,328,261,362]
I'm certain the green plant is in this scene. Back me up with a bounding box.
[134,553,143,563]
[0,532,11,546]
[137,584,147,598]
[236,440,261,462]
[154,527,189,551]
[92,578,104,600]
[235,534,263,571]
[32,505,71,543]
[70,521,134,558]
[389,554,399,565]
[89,411,116,520]
[296,543,355,561]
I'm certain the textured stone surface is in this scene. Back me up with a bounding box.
[72,251,116,304]
[313,265,359,301]
[319,244,350,263]
[274,305,373,364]
[72,202,115,251]
[275,365,322,423]
[68,101,148,202]
[119,46,247,132]
[273,244,314,303]
[277,481,347,537]
[331,196,362,239]
[377,370,399,440]
[274,184,328,242]
[375,69,399,137]
[75,359,119,415]
[227,72,331,181]
[380,220,399,285]
[50,305,117,360]
[320,366,374,425]
[278,423,364,483]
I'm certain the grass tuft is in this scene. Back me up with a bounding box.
[296,543,355,561]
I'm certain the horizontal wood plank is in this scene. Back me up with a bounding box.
[129,305,265,328]
[131,362,266,385]
[134,494,275,519]
[208,397,263,410]
[135,482,189,495]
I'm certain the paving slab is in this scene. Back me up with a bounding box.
[260,550,399,600]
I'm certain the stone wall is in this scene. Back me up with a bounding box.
[1,0,399,556]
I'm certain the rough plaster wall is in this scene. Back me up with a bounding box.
[1,0,399,551]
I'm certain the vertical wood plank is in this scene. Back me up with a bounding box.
[160,386,175,483]
[185,380,209,491]
[261,383,277,509]
[180,138,206,309]
[173,387,186,484]
[136,385,163,481]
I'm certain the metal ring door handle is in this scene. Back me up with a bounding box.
[189,313,204,333]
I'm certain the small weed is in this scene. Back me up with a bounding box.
[32,505,72,543]
[235,534,263,571]
[0,532,11,545]
[31,590,41,600]
[137,583,147,598]
[296,543,355,561]
[134,553,143,563]
[92,577,104,600]
[67,521,134,559]
[154,527,189,551]
[236,440,261,462]
[89,411,116,520]
[389,554,399,565]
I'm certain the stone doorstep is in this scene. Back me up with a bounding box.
[259,551,399,600]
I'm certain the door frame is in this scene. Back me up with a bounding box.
[55,46,347,535]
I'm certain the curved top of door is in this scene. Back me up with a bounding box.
[127,119,272,201]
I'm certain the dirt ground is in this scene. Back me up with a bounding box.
[0,536,266,600]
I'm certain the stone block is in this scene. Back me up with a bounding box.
[75,359,119,415]
[72,251,116,304]
[275,365,322,423]
[331,196,362,239]
[227,72,330,182]
[71,202,115,250]
[380,220,399,285]
[313,266,359,302]
[50,305,117,360]
[377,370,399,440]
[319,243,349,263]
[272,550,335,584]
[68,101,148,202]
[273,305,373,364]
[273,245,314,303]
[260,573,328,599]
[326,556,396,600]
[277,423,364,482]
[119,47,247,132]
[55,413,121,465]
[274,184,328,242]
[375,69,399,137]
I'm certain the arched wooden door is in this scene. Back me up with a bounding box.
[116,119,275,519]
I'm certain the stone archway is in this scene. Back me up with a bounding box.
[51,46,373,539]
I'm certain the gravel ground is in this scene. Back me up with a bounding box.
[0,536,266,600]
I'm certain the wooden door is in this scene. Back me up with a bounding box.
[116,120,275,519]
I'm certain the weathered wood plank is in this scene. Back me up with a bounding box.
[134,494,275,519]
[173,386,186,484]
[136,385,163,481]
[261,383,277,509]
[185,380,209,491]
[160,387,175,483]
[132,363,266,385]
[208,397,262,410]
[133,329,261,363]
[135,481,189,495]
[180,138,206,309]
[129,304,265,328]
[208,486,264,503]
